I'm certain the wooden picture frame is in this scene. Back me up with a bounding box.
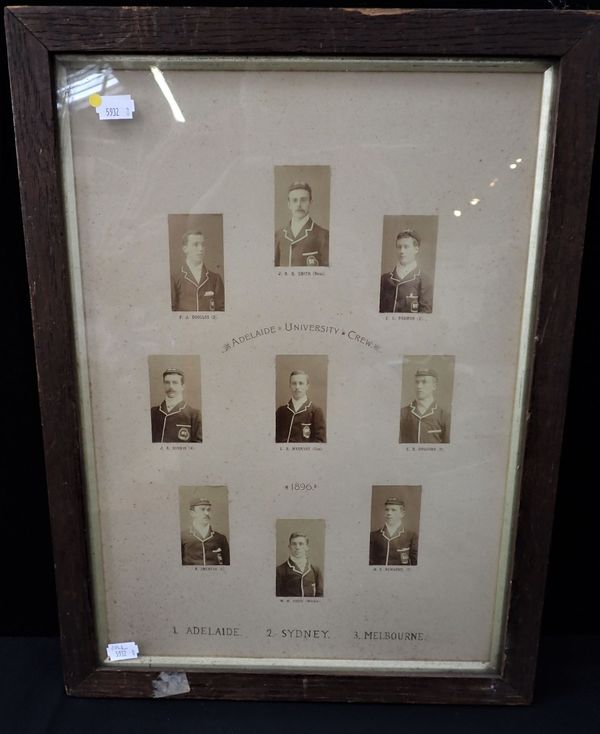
[5,6,600,704]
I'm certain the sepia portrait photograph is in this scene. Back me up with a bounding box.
[148,355,203,443]
[379,215,438,314]
[369,486,421,566]
[399,355,454,444]
[275,519,325,597]
[168,213,225,312]
[274,165,330,267]
[179,486,230,566]
[275,354,327,444]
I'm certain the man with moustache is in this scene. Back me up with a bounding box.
[379,229,433,313]
[150,368,202,443]
[369,498,418,566]
[171,229,225,311]
[400,368,450,444]
[181,498,230,566]
[274,181,329,267]
[275,370,326,443]
[276,532,323,597]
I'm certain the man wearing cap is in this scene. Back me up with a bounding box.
[150,368,202,443]
[274,181,329,267]
[400,368,450,443]
[181,498,230,566]
[275,370,326,443]
[276,532,323,596]
[379,230,433,313]
[369,498,418,566]
[171,229,225,311]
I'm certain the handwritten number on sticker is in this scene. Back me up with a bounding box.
[106,641,139,661]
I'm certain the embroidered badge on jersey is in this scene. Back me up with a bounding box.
[177,426,191,441]
[202,290,216,311]
[302,424,311,439]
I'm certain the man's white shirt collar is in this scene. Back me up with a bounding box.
[414,396,435,414]
[385,523,404,537]
[191,523,211,539]
[164,396,183,411]
[290,215,310,238]
[289,557,308,572]
[186,258,204,283]
[291,396,307,411]
[395,261,418,280]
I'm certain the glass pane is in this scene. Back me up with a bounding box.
[56,57,555,674]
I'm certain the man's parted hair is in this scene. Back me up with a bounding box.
[182,230,204,247]
[289,370,309,382]
[289,532,309,544]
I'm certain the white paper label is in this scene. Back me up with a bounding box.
[94,95,135,120]
[106,641,139,661]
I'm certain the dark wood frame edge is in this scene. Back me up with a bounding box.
[501,23,600,704]
[5,8,99,692]
[5,6,600,704]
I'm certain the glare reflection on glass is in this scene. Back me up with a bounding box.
[150,66,185,123]
[59,66,120,107]
[457,157,524,217]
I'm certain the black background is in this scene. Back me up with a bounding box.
[1,0,598,714]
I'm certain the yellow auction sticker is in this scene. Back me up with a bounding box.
[88,93,102,108]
